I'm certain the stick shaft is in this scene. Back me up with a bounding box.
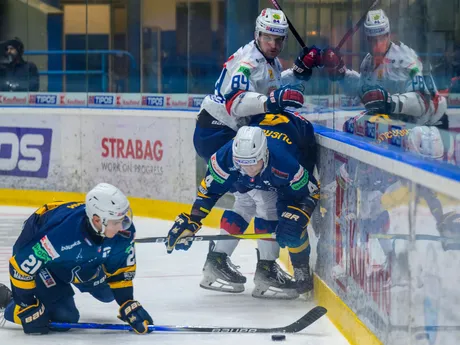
[269,0,306,48]
[135,233,274,244]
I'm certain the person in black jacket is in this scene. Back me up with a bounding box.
[0,37,39,91]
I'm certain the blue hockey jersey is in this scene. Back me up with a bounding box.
[9,201,136,307]
[191,111,319,219]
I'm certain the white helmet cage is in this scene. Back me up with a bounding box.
[255,8,289,49]
[364,9,390,37]
[232,126,269,172]
[85,183,133,237]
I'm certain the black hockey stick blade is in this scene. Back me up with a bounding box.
[270,306,327,333]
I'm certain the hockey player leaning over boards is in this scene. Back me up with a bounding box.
[193,8,321,299]
[167,111,319,300]
[322,9,459,244]
[0,183,153,335]
[322,9,452,161]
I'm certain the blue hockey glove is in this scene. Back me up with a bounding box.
[360,85,396,114]
[276,203,314,248]
[166,213,202,253]
[118,300,153,334]
[17,300,49,334]
[266,85,304,113]
[293,46,321,81]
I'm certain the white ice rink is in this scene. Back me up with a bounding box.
[0,205,348,345]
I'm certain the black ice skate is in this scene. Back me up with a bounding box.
[252,252,299,300]
[293,264,314,297]
[0,283,12,327]
[200,251,247,293]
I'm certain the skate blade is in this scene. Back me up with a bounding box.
[199,277,245,293]
[252,285,299,300]
[298,290,313,301]
[0,309,6,327]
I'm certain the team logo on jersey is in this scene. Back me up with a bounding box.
[39,268,56,288]
[209,153,229,184]
[271,167,289,179]
[290,166,309,191]
[61,240,81,251]
[37,236,60,263]
[237,65,251,79]
[268,69,274,80]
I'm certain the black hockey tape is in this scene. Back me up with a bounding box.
[271,334,286,341]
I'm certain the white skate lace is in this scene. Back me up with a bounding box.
[294,267,310,281]
[226,257,243,276]
[274,263,293,284]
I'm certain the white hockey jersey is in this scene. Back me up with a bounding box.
[341,41,446,125]
[201,40,299,131]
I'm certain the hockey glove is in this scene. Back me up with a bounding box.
[17,300,49,334]
[276,204,312,248]
[360,85,396,114]
[118,300,153,334]
[322,48,346,81]
[166,213,202,253]
[266,85,304,114]
[292,46,321,81]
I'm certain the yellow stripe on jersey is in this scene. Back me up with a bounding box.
[13,305,22,325]
[288,239,310,254]
[9,257,36,289]
[108,280,133,289]
[102,264,136,278]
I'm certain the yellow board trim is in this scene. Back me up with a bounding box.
[0,189,224,228]
[313,274,383,345]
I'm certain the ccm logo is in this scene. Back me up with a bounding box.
[281,212,299,221]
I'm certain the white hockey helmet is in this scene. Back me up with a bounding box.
[406,126,444,160]
[232,126,269,168]
[364,9,390,37]
[85,183,133,236]
[255,8,289,38]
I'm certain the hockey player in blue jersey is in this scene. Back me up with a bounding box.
[192,8,321,299]
[0,183,153,335]
[166,111,319,299]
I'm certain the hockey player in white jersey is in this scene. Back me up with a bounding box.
[323,9,450,158]
[323,10,458,255]
[192,8,320,299]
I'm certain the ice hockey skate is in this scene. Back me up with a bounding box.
[252,250,299,300]
[200,251,247,293]
[294,264,314,297]
[0,283,12,327]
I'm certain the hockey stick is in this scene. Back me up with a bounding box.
[335,0,380,50]
[135,232,275,244]
[49,306,327,333]
[269,0,306,48]
[370,233,460,242]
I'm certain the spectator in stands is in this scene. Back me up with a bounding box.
[0,37,39,91]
